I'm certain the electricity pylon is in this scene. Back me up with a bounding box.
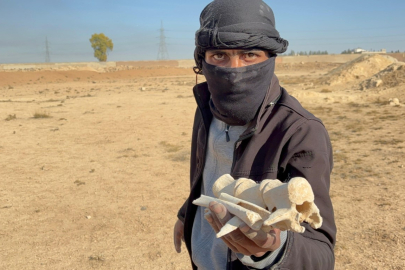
[157,21,169,60]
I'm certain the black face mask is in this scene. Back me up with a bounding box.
[202,57,275,126]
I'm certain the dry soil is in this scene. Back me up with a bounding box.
[1,57,404,270]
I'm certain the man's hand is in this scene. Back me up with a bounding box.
[205,201,281,257]
[173,219,185,253]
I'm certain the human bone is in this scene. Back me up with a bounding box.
[218,193,273,234]
[216,216,245,238]
[193,174,323,237]
[212,174,237,198]
[196,193,271,238]
[219,193,271,221]
[233,178,266,208]
[261,177,322,232]
[193,195,263,230]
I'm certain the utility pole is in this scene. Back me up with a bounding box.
[157,21,169,60]
[45,36,51,63]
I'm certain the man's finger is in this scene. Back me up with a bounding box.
[226,226,246,242]
[209,202,232,226]
[205,210,245,254]
[204,211,220,233]
[174,232,182,253]
[173,220,184,253]
[239,225,280,250]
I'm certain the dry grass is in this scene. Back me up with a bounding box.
[169,149,190,162]
[334,152,348,163]
[279,76,310,85]
[345,121,365,132]
[33,111,51,118]
[348,102,370,108]
[378,114,401,121]
[373,97,390,106]
[159,141,182,153]
[5,114,16,121]
[374,139,404,145]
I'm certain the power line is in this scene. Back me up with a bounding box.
[157,21,169,60]
[164,25,405,34]
[281,25,405,34]
[45,36,50,63]
[290,34,405,42]
[293,39,405,46]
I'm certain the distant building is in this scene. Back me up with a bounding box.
[355,48,386,54]
[354,48,367,53]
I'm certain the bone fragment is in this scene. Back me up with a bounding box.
[193,195,263,230]
[216,216,245,238]
[260,179,291,210]
[219,193,270,219]
[204,204,265,237]
[212,174,236,198]
[287,177,315,205]
[219,193,275,233]
[263,208,304,233]
[261,177,322,232]
[233,178,266,208]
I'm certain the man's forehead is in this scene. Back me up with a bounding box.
[206,49,265,53]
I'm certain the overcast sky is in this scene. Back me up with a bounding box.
[1,0,404,63]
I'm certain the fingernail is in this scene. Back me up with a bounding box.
[214,206,226,219]
[240,224,250,233]
[209,202,226,219]
[210,202,221,213]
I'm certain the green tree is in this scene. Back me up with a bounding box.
[89,33,113,62]
[341,48,353,54]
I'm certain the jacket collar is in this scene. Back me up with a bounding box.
[193,81,213,132]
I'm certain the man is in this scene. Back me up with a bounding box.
[174,0,336,269]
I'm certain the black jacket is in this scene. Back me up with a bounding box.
[178,76,336,269]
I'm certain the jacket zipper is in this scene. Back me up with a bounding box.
[226,101,277,269]
[229,98,279,173]
[225,125,230,142]
[230,130,255,172]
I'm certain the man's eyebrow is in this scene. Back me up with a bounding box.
[241,49,263,53]
[207,49,226,54]
[206,49,266,56]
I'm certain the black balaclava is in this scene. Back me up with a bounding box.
[202,57,275,126]
[194,0,289,126]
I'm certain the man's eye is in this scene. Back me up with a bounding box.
[245,52,257,59]
[213,54,225,60]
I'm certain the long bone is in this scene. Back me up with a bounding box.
[214,175,267,208]
[212,175,269,236]
[233,178,266,208]
[197,193,272,238]
[219,193,270,219]
[218,193,273,234]
[192,195,263,230]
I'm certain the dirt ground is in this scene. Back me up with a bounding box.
[1,57,404,270]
